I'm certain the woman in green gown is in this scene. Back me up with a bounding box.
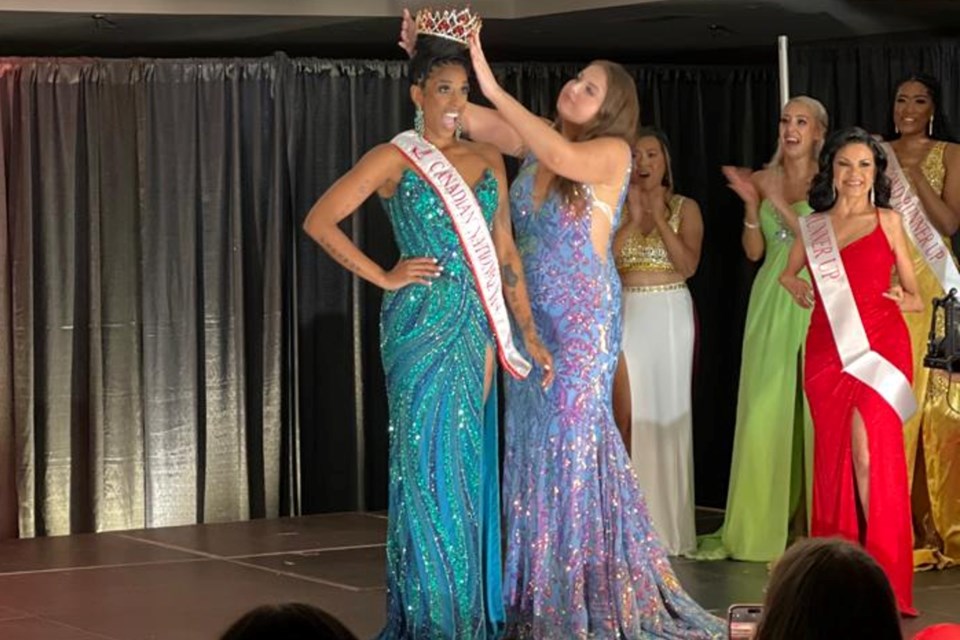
[695,96,828,561]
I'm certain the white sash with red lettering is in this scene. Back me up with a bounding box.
[391,130,531,380]
[882,141,960,293]
[799,213,917,422]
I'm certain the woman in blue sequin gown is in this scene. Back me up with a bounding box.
[303,33,550,639]
[457,33,726,639]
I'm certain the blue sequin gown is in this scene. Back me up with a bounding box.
[502,155,725,639]
[377,167,505,639]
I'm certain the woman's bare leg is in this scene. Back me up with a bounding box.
[612,353,632,453]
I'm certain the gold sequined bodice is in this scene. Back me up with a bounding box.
[921,141,948,195]
[615,195,684,273]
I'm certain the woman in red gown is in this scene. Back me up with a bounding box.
[780,127,923,616]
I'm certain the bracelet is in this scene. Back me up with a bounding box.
[743,219,760,229]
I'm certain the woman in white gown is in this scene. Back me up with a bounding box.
[613,126,704,555]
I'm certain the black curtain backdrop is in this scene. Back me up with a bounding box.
[291,60,781,513]
[1,50,786,537]
[0,57,291,537]
[791,35,960,255]
[5,36,958,539]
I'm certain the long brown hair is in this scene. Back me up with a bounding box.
[554,60,639,214]
[755,538,901,640]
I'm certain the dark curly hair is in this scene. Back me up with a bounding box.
[808,127,891,212]
[886,72,958,143]
[409,34,471,86]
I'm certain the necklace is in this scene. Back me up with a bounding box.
[773,209,793,242]
[771,166,800,243]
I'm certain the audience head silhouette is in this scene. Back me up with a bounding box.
[220,602,359,640]
[755,537,902,640]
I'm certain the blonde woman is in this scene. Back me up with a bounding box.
[695,96,828,562]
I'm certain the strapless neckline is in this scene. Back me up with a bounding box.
[387,166,497,202]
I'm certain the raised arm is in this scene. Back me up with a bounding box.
[880,209,924,312]
[461,103,528,158]
[467,33,629,186]
[722,165,765,261]
[779,236,814,308]
[398,8,526,158]
[302,144,441,290]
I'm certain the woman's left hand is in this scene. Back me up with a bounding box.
[883,285,922,311]
[468,33,502,102]
[883,284,906,306]
[780,274,815,308]
[525,336,555,389]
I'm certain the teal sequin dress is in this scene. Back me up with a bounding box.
[376,167,505,639]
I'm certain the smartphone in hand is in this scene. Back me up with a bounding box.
[728,603,763,639]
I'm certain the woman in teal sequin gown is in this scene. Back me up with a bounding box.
[455,33,725,638]
[303,33,549,639]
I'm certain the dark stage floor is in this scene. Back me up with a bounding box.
[0,510,957,639]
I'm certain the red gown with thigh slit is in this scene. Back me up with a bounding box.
[803,220,916,616]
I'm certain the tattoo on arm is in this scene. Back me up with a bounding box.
[335,179,373,219]
[317,235,365,277]
[519,318,534,337]
[500,264,535,338]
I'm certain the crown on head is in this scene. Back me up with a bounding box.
[415,7,482,45]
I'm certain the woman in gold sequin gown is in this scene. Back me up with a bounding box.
[613,127,704,556]
[885,73,960,571]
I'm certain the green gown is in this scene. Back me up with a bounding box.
[694,200,814,562]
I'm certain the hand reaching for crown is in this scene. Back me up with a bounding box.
[468,33,502,103]
[399,8,416,58]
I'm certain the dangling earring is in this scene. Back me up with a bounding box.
[414,106,425,139]
[869,187,875,207]
[455,119,463,141]
[929,114,934,137]
[895,124,900,135]
[833,184,838,202]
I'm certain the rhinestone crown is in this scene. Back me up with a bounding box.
[415,7,482,45]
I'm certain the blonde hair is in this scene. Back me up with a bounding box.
[554,60,639,215]
[766,95,829,168]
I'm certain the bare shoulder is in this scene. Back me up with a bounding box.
[364,143,417,198]
[942,141,960,165]
[591,136,632,176]
[750,167,773,184]
[363,142,408,171]
[677,193,701,216]
[461,139,506,174]
[877,207,903,228]
[597,135,631,157]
